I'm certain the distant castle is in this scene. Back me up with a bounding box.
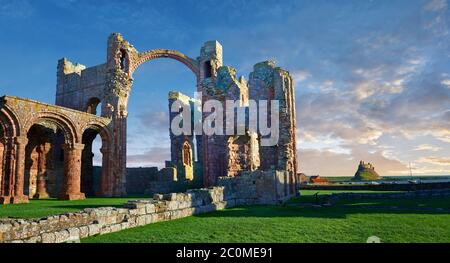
[359,160,375,170]
[353,160,381,181]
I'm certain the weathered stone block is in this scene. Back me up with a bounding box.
[88,224,100,236]
[24,236,42,243]
[79,226,89,239]
[67,227,80,241]
[41,232,56,243]
[54,230,70,243]
[100,226,111,235]
[109,224,122,233]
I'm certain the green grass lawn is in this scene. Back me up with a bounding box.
[82,190,450,243]
[0,196,149,219]
[2,190,449,243]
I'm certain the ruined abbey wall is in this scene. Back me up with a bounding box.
[0,33,299,204]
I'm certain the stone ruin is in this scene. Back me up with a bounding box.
[0,33,300,205]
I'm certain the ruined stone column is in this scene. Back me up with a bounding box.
[0,138,14,204]
[11,136,29,204]
[59,143,85,200]
[0,138,6,202]
[34,144,49,199]
[99,146,111,197]
[0,140,4,196]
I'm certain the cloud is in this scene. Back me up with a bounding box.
[292,70,311,85]
[442,79,450,87]
[298,145,408,177]
[417,156,450,166]
[1,0,448,175]
[414,144,442,152]
[127,146,170,168]
[424,0,448,11]
[136,110,169,132]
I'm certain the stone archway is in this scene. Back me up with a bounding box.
[130,49,200,80]
[24,113,79,147]
[80,123,112,197]
[101,33,210,196]
[0,105,23,203]
[53,33,224,195]
[24,114,83,200]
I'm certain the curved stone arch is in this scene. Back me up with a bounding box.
[24,112,79,145]
[0,105,21,138]
[84,97,102,115]
[130,49,200,79]
[79,120,112,145]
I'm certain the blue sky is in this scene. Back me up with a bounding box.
[0,0,449,176]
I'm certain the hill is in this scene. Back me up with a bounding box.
[353,161,381,181]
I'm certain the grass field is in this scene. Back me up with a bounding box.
[0,196,149,219]
[82,190,450,243]
[2,190,449,243]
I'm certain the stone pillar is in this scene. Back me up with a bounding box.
[0,138,5,202]
[0,140,4,196]
[59,143,85,200]
[99,146,111,197]
[11,136,29,204]
[34,144,49,199]
[0,138,13,204]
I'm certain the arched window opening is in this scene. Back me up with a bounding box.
[203,60,212,78]
[86,98,101,116]
[81,128,103,197]
[24,123,65,199]
[120,49,127,70]
[182,142,192,166]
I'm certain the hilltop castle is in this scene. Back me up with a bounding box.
[353,160,381,181]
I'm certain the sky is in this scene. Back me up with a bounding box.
[0,0,449,176]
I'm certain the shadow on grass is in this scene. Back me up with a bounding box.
[198,205,449,220]
[40,194,450,220]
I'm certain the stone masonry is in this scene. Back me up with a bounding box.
[0,186,229,243]
[1,33,299,204]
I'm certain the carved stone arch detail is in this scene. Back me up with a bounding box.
[79,121,112,145]
[0,105,21,138]
[24,112,79,146]
[130,49,200,79]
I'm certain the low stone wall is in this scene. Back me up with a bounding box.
[125,167,159,194]
[218,170,299,205]
[0,187,228,243]
[122,165,203,195]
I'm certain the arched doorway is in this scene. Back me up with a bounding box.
[0,125,4,196]
[0,106,20,202]
[80,125,109,196]
[127,58,196,168]
[24,123,66,198]
[124,55,199,193]
[23,113,81,200]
